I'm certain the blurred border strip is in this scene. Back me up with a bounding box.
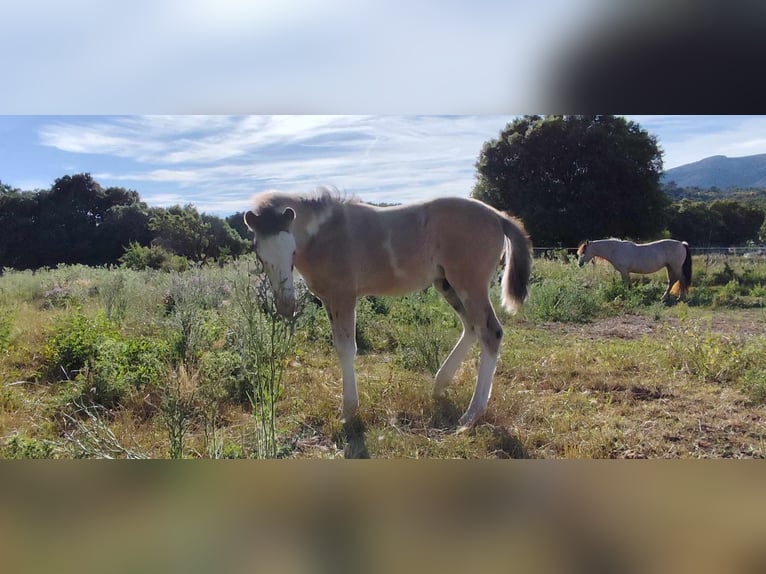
[1,460,766,574]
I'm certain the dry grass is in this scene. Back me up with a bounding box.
[2,259,766,458]
[276,308,766,459]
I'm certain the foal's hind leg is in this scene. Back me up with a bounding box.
[457,294,503,431]
[433,278,476,397]
[438,281,504,431]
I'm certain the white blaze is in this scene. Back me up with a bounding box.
[255,231,297,315]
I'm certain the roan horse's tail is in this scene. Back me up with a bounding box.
[670,241,693,297]
[499,214,532,314]
[682,241,692,287]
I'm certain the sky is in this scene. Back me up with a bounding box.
[2,2,764,215]
[2,115,766,216]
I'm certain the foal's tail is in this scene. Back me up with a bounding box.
[500,214,532,314]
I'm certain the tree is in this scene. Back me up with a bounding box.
[201,214,249,260]
[32,174,145,267]
[225,211,251,241]
[668,199,764,246]
[149,204,211,262]
[0,184,39,269]
[98,203,154,263]
[472,115,667,247]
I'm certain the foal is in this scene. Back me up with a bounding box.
[245,189,532,431]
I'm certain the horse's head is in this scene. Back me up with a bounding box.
[244,206,297,317]
[577,240,591,267]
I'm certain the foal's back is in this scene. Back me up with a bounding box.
[343,197,507,296]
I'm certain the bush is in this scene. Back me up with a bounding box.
[596,277,668,308]
[120,242,189,272]
[79,335,171,408]
[524,276,600,323]
[45,311,171,407]
[45,313,119,379]
[3,435,54,459]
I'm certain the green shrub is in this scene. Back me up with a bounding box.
[686,284,715,307]
[740,367,766,405]
[713,280,747,308]
[70,334,171,408]
[45,311,171,407]
[120,242,189,272]
[524,276,600,323]
[45,313,119,378]
[3,435,54,459]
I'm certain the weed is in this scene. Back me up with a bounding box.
[0,305,12,351]
[99,269,128,323]
[740,368,766,405]
[61,400,149,459]
[159,364,198,459]
[231,259,299,458]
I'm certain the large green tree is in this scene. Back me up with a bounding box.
[668,199,764,246]
[1,173,252,270]
[472,115,667,247]
[0,183,39,269]
[149,204,247,262]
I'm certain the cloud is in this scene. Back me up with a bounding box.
[41,115,514,211]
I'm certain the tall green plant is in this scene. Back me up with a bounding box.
[231,260,299,458]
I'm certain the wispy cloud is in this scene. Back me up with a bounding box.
[38,115,514,212]
[29,114,766,215]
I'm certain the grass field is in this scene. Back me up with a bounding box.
[2,253,766,458]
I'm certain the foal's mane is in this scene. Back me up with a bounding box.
[251,186,355,215]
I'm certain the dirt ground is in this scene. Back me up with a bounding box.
[540,308,766,340]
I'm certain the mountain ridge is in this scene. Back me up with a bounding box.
[662,153,766,188]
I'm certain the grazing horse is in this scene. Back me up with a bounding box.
[577,238,692,301]
[244,188,532,431]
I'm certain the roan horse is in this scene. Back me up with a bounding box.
[577,238,692,301]
[244,188,532,431]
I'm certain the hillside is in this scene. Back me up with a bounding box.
[662,154,766,188]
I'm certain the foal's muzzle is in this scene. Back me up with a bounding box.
[275,296,296,318]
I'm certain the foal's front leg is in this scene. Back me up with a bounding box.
[325,298,359,422]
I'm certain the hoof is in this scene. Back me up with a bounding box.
[341,409,359,425]
[456,413,479,433]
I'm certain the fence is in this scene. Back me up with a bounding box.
[532,246,766,259]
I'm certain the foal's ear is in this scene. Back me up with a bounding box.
[281,207,295,229]
[244,210,258,231]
